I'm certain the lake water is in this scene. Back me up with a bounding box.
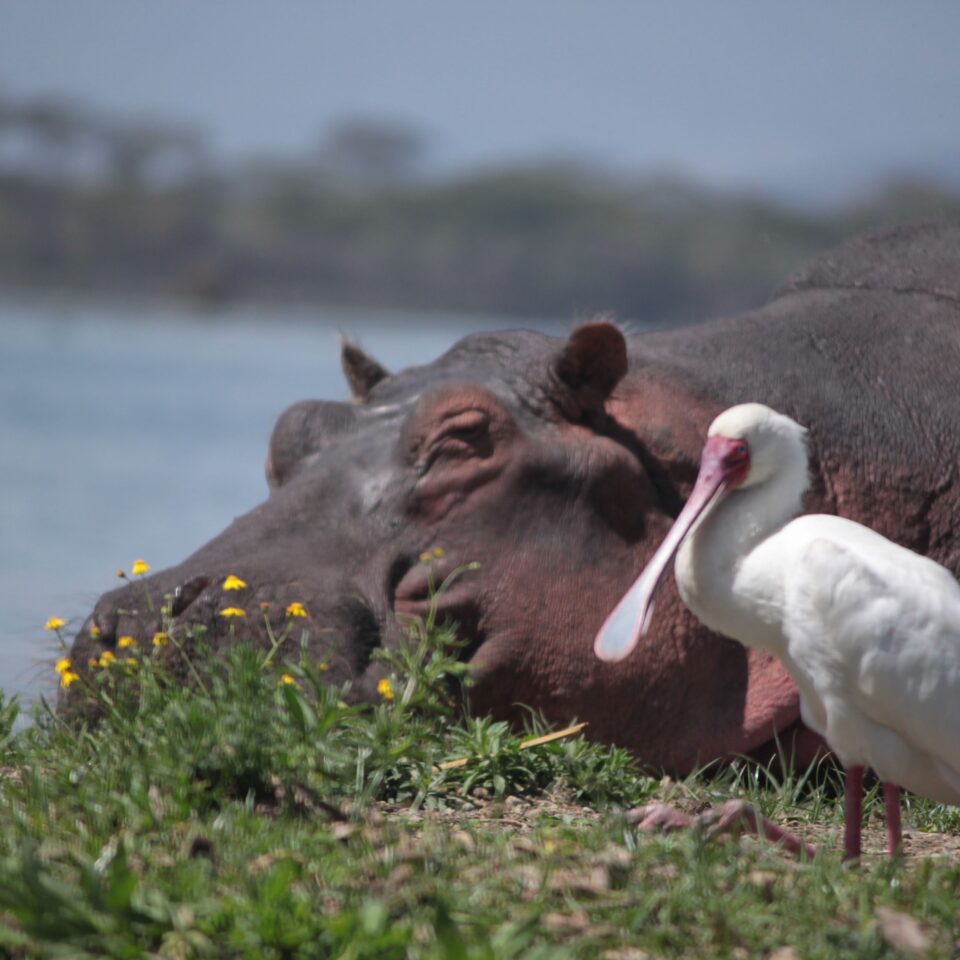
[1,294,563,709]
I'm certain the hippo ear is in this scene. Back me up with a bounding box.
[550,320,628,419]
[340,337,390,402]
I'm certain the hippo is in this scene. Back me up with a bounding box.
[65,222,960,775]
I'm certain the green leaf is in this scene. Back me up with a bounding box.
[282,682,316,733]
[433,901,469,960]
[360,899,389,937]
[103,842,137,914]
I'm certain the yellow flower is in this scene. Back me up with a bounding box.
[55,657,71,675]
[152,631,169,647]
[89,625,102,639]
[420,547,445,562]
[219,607,246,619]
[45,616,67,632]
[88,658,99,668]
[118,635,136,649]
[98,650,116,667]
[125,658,138,670]
[377,678,395,701]
[285,602,307,618]
[318,662,329,672]
[222,574,248,591]
[279,674,297,686]
[131,559,151,576]
[60,670,80,688]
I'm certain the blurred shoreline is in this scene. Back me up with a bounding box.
[0,282,539,332]
[2,93,959,328]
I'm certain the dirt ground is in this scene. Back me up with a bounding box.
[381,786,960,864]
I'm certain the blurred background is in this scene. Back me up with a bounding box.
[3,1,960,706]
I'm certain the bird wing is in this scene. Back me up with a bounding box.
[780,516,960,780]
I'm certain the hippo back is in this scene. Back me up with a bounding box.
[622,222,960,575]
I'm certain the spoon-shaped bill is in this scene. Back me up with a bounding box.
[594,436,738,662]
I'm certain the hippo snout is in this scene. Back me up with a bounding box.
[83,573,212,646]
[62,562,397,715]
[64,569,217,688]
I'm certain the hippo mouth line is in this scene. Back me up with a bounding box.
[392,558,481,643]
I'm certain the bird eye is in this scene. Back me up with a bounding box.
[734,442,748,458]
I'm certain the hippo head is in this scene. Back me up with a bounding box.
[67,322,662,723]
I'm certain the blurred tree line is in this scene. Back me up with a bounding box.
[1,90,958,324]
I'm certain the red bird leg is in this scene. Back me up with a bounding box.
[843,765,864,862]
[883,782,902,855]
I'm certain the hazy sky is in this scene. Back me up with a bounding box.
[3,2,960,201]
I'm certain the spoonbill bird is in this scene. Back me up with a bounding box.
[595,402,960,860]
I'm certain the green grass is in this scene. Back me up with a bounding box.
[2,610,960,958]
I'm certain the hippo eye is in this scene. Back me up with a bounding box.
[448,420,485,442]
[434,410,489,441]
[421,409,492,468]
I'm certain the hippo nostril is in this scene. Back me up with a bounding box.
[90,610,117,645]
[335,595,382,672]
[171,576,212,617]
[387,555,416,602]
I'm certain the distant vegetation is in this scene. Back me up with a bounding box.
[2,91,959,324]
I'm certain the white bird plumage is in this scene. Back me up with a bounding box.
[595,401,960,858]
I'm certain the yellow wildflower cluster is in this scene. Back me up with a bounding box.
[419,547,446,563]
[55,658,79,688]
[52,554,334,698]
[377,678,395,701]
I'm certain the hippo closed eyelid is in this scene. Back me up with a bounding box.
[410,412,492,477]
[404,386,506,451]
[427,408,491,446]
